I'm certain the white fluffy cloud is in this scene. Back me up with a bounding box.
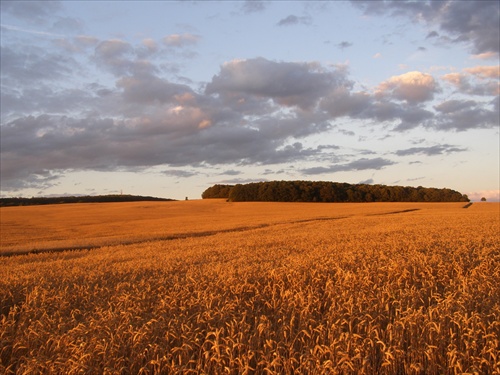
[442,65,500,96]
[376,71,438,104]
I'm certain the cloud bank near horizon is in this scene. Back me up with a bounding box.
[2,52,497,191]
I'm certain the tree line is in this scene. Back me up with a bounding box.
[202,181,469,203]
[0,194,174,207]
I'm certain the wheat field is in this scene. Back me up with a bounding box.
[1,200,499,374]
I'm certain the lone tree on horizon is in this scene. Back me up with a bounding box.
[481,197,487,201]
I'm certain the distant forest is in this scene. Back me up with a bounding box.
[202,181,469,203]
[0,195,174,207]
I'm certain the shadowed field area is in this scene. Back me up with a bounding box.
[1,201,499,374]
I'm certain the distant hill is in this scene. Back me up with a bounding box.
[202,181,469,203]
[0,194,175,207]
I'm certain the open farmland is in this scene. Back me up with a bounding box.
[1,201,499,374]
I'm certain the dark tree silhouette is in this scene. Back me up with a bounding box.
[201,181,469,203]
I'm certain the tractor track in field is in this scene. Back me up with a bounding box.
[1,209,421,257]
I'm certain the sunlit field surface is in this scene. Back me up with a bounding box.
[1,201,499,374]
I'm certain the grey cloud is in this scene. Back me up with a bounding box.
[320,88,434,131]
[434,100,476,114]
[277,14,312,26]
[437,1,499,54]
[94,39,134,75]
[337,41,353,50]
[300,157,395,175]
[206,57,348,110]
[51,16,84,33]
[163,169,199,178]
[344,157,395,171]
[317,144,340,151]
[54,35,99,53]
[214,178,266,185]
[1,169,63,191]
[352,0,500,54]
[256,110,332,140]
[359,178,374,184]
[394,106,434,131]
[0,0,62,25]
[76,35,100,47]
[299,166,334,175]
[92,38,169,77]
[320,88,371,118]
[262,168,286,175]
[432,98,499,131]
[426,31,439,39]
[117,74,195,105]
[1,86,98,122]
[395,144,467,156]
[3,34,497,193]
[0,109,323,190]
[0,45,77,85]
[442,73,499,97]
[241,0,268,14]
[320,84,434,131]
[220,170,242,176]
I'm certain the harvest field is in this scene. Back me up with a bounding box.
[1,200,499,374]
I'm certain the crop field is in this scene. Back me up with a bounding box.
[1,200,499,374]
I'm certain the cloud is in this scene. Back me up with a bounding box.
[241,0,267,14]
[1,33,497,192]
[337,41,353,50]
[426,31,439,39]
[0,1,62,25]
[117,74,195,105]
[94,39,134,75]
[219,169,242,176]
[214,178,267,185]
[432,98,499,131]
[320,88,371,118]
[351,0,500,54]
[163,33,200,47]
[163,169,199,178]
[0,45,77,85]
[300,157,395,175]
[54,35,99,53]
[276,15,312,26]
[52,16,84,33]
[471,52,499,60]
[359,178,374,184]
[0,109,323,191]
[463,66,499,80]
[373,52,382,59]
[443,73,489,96]
[442,66,499,96]
[395,144,467,156]
[376,71,439,104]
[206,57,348,110]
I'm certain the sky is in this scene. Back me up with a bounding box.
[1,1,499,201]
